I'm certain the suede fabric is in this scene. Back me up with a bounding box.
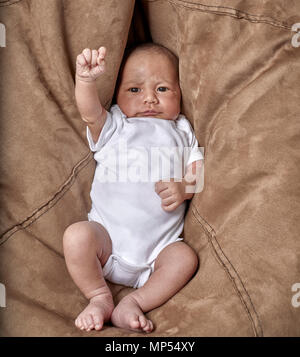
[0,0,299,336]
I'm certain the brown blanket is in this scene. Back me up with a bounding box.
[0,0,299,336]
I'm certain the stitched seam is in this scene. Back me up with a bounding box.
[191,203,263,337]
[172,0,286,20]
[191,204,259,337]
[2,0,294,29]
[0,151,94,245]
[0,0,23,7]
[163,0,292,30]
[191,204,263,336]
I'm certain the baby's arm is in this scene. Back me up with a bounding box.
[155,160,202,212]
[75,47,107,143]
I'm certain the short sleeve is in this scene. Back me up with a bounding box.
[176,115,204,167]
[186,129,204,167]
[86,105,123,152]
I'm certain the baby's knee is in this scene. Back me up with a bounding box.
[177,243,199,276]
[63,221,95,255]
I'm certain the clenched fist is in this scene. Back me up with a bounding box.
[155,178,193,212]
[76,47,106,82]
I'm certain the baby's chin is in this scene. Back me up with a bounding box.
[135,113,176,120]
[122,110,179,120]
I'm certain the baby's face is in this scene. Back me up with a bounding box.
[116,51,181,120]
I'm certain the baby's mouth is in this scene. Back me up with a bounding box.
[138,110,161,116]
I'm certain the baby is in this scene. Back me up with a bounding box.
[63,43,203,333]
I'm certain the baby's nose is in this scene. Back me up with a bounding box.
[143,90,158,104]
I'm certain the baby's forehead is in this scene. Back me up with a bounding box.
[130,48,175,64]
[126,49,178,75]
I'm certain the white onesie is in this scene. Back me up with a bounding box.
[87,104,203,288]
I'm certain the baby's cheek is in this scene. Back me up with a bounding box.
[118,95,137,117]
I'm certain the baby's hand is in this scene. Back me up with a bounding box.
[155,178,192,212]
[76,47,106,82]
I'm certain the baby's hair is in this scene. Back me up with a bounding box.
[124,43,179,75]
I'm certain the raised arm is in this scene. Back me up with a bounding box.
[75,47,107,144]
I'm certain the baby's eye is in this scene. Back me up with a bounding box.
[157,87,168,92]
[129,87,140,93]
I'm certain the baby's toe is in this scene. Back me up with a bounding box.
[93,315,103,331]
[137,315,153,333]
[75,318,80,329]
[77,317,85,330]
[144,320,153,333]
[138,315,148,329]
[82,316,92,331]
[87,315,96,331]
[147,320,154,332]
[129,314,141,330]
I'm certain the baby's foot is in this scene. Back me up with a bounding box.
[111,295,154,333]
[75,292,114,332]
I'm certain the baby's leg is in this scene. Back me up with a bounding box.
[63,221,114,331]
[111,242,198,333]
